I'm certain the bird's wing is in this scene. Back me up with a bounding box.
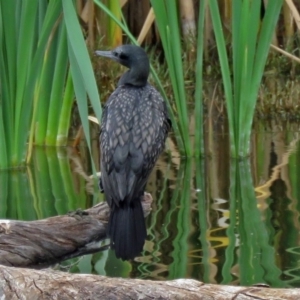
[100,85,169,207]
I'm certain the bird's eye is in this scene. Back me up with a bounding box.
[119,52,128,59]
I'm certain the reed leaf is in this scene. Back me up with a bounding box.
[14,0,39,164]
[194,0,206,156]
[1,0,101,168]
[57,70,74,146]
[0,0,60,168]
[210,0,282,157]
[108,0,122,47]
[208,0,235,155]
[62,0,101,165]
[25,1,63,163]
[239,0,282,155]
[0,1,16,167]
[151,0,192,156]
[33,31,57,145]
[45,24,69,145]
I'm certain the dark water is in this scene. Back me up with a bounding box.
[1,127,300,288]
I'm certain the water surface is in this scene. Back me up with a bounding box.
[1,126,300,288]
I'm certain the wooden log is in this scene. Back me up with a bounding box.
[0,193,152,267]
[0,265,299,300]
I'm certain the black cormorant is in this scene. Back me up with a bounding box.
[95,45,170,260]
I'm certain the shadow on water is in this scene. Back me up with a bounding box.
[1,126,300,287]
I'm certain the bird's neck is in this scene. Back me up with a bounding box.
[118,64,149,87]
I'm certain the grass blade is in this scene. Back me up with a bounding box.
[209,0,235,155]
[57,70,74,146]
[46,23,69,145]
[62,0,102,123]
[194,0,206,156]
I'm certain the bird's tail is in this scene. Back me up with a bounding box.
[108,199,147,260]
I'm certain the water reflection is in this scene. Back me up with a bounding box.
[1,129,300,288]
[0,147,101,220]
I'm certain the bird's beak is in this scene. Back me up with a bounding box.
[95,50,114,59]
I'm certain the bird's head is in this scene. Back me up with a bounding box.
[95,45,150,87]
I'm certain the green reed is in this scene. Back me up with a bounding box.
[45,25,69,146]
[150,1,192,156]
[194,1,206,156]
[150,0,207,156]
[209,0,283,157]
[0,0,101,168]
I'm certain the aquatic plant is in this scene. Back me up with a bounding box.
[0,0,101,169]
[209,0,283,157]
[94,0,285,158]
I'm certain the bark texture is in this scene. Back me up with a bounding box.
[0,193,152,267]
[0,265,299,300]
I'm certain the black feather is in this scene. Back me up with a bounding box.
[97,45,170,260]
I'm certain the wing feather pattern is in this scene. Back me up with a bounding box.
[100,84,169,207]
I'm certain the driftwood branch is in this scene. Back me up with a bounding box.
[0,193,152,267]
[0,193,299,299]
[0,265,299,300]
